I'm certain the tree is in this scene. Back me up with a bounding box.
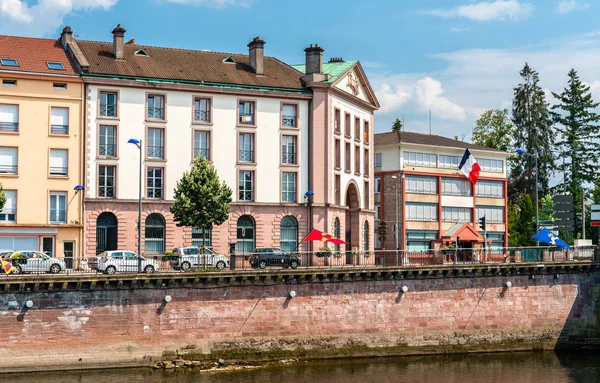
[472,109,514,152]
[551,68,600,238]
[508,194,535,246]
[511,63,555,201]
[0,183,5,212]
[540,194,554,222]
[391,117,403,133]
[171,156,232,261]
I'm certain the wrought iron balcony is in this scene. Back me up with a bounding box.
[282,115,297,127]
[194,147,210,160]
[51,124,69,135]
[239,190,253,202]
[147,188,163,200]
[147,145,164,159]
[0,165,17,174]
[100,103,116,117]
[0,122,18,132]
[239,113,254,125]
[239,150,254,162]
[50,167,68,176]
[282,152,296,164]
[98,186,115,198]
[194,110,210,123]
[147,107,164,120]
[99,144,116,157]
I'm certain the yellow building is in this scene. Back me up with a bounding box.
[0,36,83,267]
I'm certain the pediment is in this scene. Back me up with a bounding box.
[332,63,379,109]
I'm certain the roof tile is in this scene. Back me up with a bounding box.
[0,35,78,76]
[374,131,504,153]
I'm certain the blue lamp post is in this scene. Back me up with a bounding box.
[304,190,314,256]
[515,148,539,246]
[128,138,143,272]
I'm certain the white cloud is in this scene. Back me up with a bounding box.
[414,77,468,121]
[425,0,534,22]
[165,0,252,7]
[557,0,589,14]
[0,0,117,36]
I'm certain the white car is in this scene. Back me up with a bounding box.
[169,246,229,271]
[4,251,66,274]
[96,250,158,274]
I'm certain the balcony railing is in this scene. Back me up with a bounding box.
[239,190,253,202]
[364,163,370,176]
[282,152,296,164]
[355,127,360,140]
[239,150,254,163]
[148,107,164,120]
[51,124,69,135]
[0,165,18,174]
[100,104,116,117]
[194,110,210,123]
[0,122,18,132]
[282,115,297,127]
[335,155,341,169]
[345,159,351,172]
[147,145,164,159]
[50,167,68,176]
[147,188,163,199]
[239,113,254,125]
[0,208,16,222]
[194,147,210,160]
[99,144,116,157]
[98,186,115,198]
[355,161,360,174]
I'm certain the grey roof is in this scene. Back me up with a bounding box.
[374,131,505,153]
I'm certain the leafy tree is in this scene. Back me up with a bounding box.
[551,68,600,238]
[0,183,5,212]
[391,117,403,133]
[472,109,515,152]
[508,194,535,246]
[540,194,554,222]
[511,63,555,201]
[171,156,232,260]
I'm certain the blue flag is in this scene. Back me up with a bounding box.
[532,228,571,249]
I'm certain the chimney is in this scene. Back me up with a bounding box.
[305,44,324,75]
[248,36,265,75]
[112,24,126,60]
[60,26,73,48]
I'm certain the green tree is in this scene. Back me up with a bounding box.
[511,63,555,201]
[508,194,536,246]
[171,156,233,259]
[391,117,403,133]
[472,109,514,152]
[0,183,5,212]
[540,194,554,222]
[551,68,600,238]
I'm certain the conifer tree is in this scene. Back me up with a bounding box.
[0,183,5,212]
[391,117,403,133]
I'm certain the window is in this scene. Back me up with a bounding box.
[406,203,437,221]
[406,230,438,252]
[375,202,381,220]
[192,227,212,247]
[476,206,504,223]
[100,92,117,117]
[99,125,117,157]
[53,83,67,89]
[282,172,296,202]
[345,142,351,172]
[49,192,67,224]
[403,151,437,167]
[50,107,69,135]
[0,190,16,223]
[354,146,360,174]
[147,94,165,120]
[134,49,149,57]
[282,104,297,127]
[374,176,381,194]
[145,214,165,254]
[485,232,505,251]
[439,155,461,169]
[236,215,255,254]
[333,217,341,252]
[0,147,17,174]
[478,158,503,173]
[364,149,370,176]
[364,181,370,208]
[193,98,211,123]
[334,139,341,169]
[334,109,341,134]
[282,136,296,164]
[335,174,341,205]
[239,171,254,201]
[0,59,18,67]
[239,101,255,125]
[280,216,298,253]
[47,62,65,70]
[147,167,163,199]
[374,153,382,167]
[354,117,361,140]
[223,56,236,64]
[476,180,504,198]
[441,178,471,196]
[2,80,16,86]
[363,221,369,251]
[49,149,68,176]
[0,104,18,132]
[193,130,210,160]
[364,121,370,143]
[442,207,472,223]
[98,165,116,198]
[147,128,164,159]
[344,113,351,136]
[406,175,437,194]
[239,133,254,163]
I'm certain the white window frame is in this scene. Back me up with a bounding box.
[439,155,461,169]
[49,149,68,176]
[406,175,437,194]
[476,206,504,223]
[282,172,296,202]
[194,130,210,160]
[0,190,16,223]
[406,203,438,221]
[403,151,437,167]
[478,158,504,173]
[49,192,67,224]
[0,104,18,132]
[0,147,17,174]
[441,178,472,196]
[442,207,472,223]
[476,180,504,198]
[50,107,69,135]
[282,135,297,164]
[239,171,254,202]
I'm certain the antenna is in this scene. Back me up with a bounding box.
[429,110,432,134]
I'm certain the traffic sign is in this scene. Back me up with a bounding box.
[553,212,575,219]
[591,212,600,221]
[592,204,600,211]
[591,222,600,227]
[553,195,574,204]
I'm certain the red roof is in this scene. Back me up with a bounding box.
[0,35,78,76]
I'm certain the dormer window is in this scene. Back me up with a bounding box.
[223,56,236,64]
[0,59,18,67]
[135,49,149,57]
[47,62,65,70]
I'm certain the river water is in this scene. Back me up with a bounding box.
[4,352,600,383]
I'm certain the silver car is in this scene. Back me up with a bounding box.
[96,250,158,274]
[6,251,66,274]
[170,246,229,271]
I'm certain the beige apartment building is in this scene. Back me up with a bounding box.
[0,36,83,267]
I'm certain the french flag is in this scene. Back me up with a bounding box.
[459,148,480,184]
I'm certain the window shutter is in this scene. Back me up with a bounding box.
[0,104,18,123]
[51,107,68,126]
[50,149,67,169]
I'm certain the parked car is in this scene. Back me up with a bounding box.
[169,246,229,271]
[249,248,301,269]
[96,250,158,274]
[3,251,66,274]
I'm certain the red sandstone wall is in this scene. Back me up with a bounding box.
[0,273,598,371]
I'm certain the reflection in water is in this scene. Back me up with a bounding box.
[4,352,600,383]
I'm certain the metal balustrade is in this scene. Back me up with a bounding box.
[0,122,18,132]
[100,104,116,117]
[147,146,164,159]
[99,144,116,157]
[50,124,69,135]
[282,115,296,127]
[49,166,68,176]
[0,165,17,174]
[194,110,210,122]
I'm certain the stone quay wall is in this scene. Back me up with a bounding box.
[0,263,599,372]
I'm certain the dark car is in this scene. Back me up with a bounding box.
[249,248,301,269]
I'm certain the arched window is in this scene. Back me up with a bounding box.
[280,216,298,253]
[236,215,255,254]
[333,217,341,252]
[96,212,117,254]
[363,221,369,252]
[145,213,165,254]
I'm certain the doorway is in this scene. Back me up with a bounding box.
[96,212,118,255]
[63,241,75,269]
[42,237,54,257]
[345,181,360,264]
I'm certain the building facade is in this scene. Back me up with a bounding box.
[374,132,509,253]
[0,36,84,265]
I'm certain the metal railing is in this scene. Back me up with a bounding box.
[194,147,210,160]
[100,104,116,117]
[239,190,253,202]
[335,155,341,169]
[99,144,116,157]
[282,115,297,127]
[239,150,254,162]
[0,122,18,132]
[282,152,296,164]
[0,165,17,174]
[147,188,163,200]
[194,110,210,123]
[345,159,351,172]
[147,145,164,159]
[49,167,68,176]
[239,113,254,124]
[98,186,115,198]
[148,107,164,120]
[50,124,69,135]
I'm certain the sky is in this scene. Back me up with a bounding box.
[1,0,600,140]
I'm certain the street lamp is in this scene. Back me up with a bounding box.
[515,148,539,246]
[128,138,143,273]
[304,190,314,255]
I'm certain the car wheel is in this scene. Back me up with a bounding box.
[105,266,116,275]
[12,265,22,275]
[258,260,267,269]
[290,260,299,269]
[144,265,155,274]
[216,261,226,271]
[180,262,191,271]
[49,264,61,274]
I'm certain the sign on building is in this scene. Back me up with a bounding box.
[552,194,574,232]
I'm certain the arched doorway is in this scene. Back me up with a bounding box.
[96,212,117,255]
[345,181,360,264]
[236,215,256,254]
[145,213,165,254]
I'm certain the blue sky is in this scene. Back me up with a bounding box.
[1,0,600,139]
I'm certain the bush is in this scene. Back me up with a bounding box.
[316,247,332,258]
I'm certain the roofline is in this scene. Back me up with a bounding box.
[0,69,81,80]
[375,140,510,157]
[331,61,380,109]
